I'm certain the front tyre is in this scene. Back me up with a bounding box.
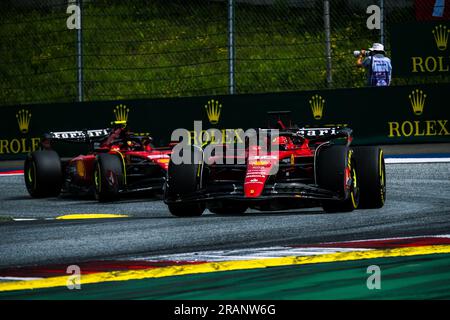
[165,146,205,217]
[317,145,359,213]
[24,150,62,198]
[94,153,124,202]
[353,146,386,209]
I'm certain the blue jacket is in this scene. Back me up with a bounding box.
[363,54,392,87]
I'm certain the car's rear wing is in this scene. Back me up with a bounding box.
[294,127,352,140]
[44,128,111,143]
[278,127,353,145]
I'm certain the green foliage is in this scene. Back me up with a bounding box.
[0,1,446,106]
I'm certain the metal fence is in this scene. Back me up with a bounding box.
[0,0,447,106]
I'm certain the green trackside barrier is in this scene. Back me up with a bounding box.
[391,22,450,77]
[0,83,448,160]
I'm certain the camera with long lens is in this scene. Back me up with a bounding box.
[353,49,371,58]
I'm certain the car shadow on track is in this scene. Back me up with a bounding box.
[205,209,326,217]
[2,196,34,201]
[2,195,163,204]
[58,192,164,203]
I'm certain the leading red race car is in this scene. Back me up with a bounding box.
[24,122,172,201]
[164,112,386,216]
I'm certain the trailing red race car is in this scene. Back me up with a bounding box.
[24,122,172,201]
[164,112,386,216]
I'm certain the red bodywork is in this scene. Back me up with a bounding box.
[202,132,320,202]
[164,112,355,213]
[68,150,170,187]
[243,138,313,198]
[48,127,172,194]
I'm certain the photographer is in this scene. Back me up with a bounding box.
[356,43,392,87]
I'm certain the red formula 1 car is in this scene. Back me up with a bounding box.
[164,112,386,216]
[24,122,171,201]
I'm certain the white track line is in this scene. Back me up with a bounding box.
[0,277,43,281]
[130,235,450,262]
[385,157,450,164]
[133,247,371,262]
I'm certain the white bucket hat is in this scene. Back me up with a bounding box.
[369,43,385,52]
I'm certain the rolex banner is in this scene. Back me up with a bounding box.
[0,83,448,160]
[391,22,450,76]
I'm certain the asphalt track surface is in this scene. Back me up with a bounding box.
[1,161,450,269]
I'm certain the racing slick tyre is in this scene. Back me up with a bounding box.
[353,146,386,209]
[94,153,124,202]
[166,146,205,217]
[24,150,62,198]
[317,145,359,213]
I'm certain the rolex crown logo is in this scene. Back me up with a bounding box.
[432,25,449,51]
[114,104,129,123]
[309,94,325,120]
[409,89,426,116]
[205,99,222,125]
[16,109,31,134]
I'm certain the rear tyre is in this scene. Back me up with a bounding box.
[316,145,359,213]
[166,146,205,217]
[353,146,386,209]
[24,150,62,198]
[94,153,124,202]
